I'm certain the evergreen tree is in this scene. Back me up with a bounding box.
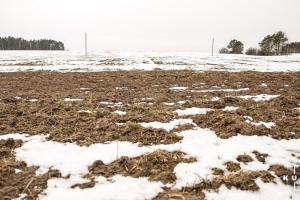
[227,39,244,54]
[0,37,65,50]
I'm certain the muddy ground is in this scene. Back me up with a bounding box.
[0,71,299,199]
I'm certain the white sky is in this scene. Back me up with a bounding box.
[1,0,300,52]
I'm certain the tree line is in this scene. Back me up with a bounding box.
[0,37,65,50]
[219,31,300,56]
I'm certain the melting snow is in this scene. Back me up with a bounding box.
[260,83,268,87]
[239,94,280,101]
[139,119,195,132]
[1,51,300,72]
[99,102,123,107]
[80,88,91,91]
[157,128,300,188]
[175,107,213,116]
[40,175,163,200]
[11,135,152,176]
[222,106,239,112]
[250,121,276,129]
[243,116,275,128]
[141,97,153,101]
[169,86,188,91]
[64,98,83,102]
[28,99,38,102]
[163,102,175,106]
[113,110,127,116]
[177,100,186,105]
[211,97,220,101]
[192,88,249,93]
[78,110,94,114]
[2,125,300,199]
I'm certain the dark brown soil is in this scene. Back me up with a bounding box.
[236,154,254,163]
[269,165,300,185]
[83,151,196,185]
[224,161,241,172]
[252,151,269,163]
[1,71,299,145]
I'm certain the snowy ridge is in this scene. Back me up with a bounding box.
[0,51,300,72]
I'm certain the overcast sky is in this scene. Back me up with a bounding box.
[1,0,300,52]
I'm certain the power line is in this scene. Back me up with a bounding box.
[212,37,214,56]
[85,32,87,56]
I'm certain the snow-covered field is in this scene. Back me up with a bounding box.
[0,55,299,200]
[0,51,300,72]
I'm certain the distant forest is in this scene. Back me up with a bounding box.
[284,42,300,53]
[219,31,300,56]
[0,37,65,50]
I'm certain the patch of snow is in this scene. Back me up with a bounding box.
[99,102,122,107]
[169,87,188,91]
[243,116,275,128]
[175,107,213,116]
[260,83,268,87]
[2,125,300,198]
[15,169,22,173]
[239,94,280,102]
[14,96,21,100]
[113,110,127,116]
[28,99,38,102]
[78,110,94,114]
[177,100,186,105]
[212,86,221,88]
[115,123,125,126]
[64,98,83,102]
[12,135,152,176]
[250,121,276,129]
[163,102,175,106]
[141,97,153,101]
[243,116,253,122]
[192,88,249,93]
[40,175,163,200]
[80,88,91,91]
[157,128,300,188]
[211,97,220,101]
[139,119,195,132]
[99,101,113,105]
[222,106,239,112]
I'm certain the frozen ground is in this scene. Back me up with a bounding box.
[0,51,300,72]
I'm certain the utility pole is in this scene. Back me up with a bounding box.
[85,32,87,56]
[212,37,214,56]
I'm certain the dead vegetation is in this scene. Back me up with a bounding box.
[155,170,275,199]
[83,151,196,185]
